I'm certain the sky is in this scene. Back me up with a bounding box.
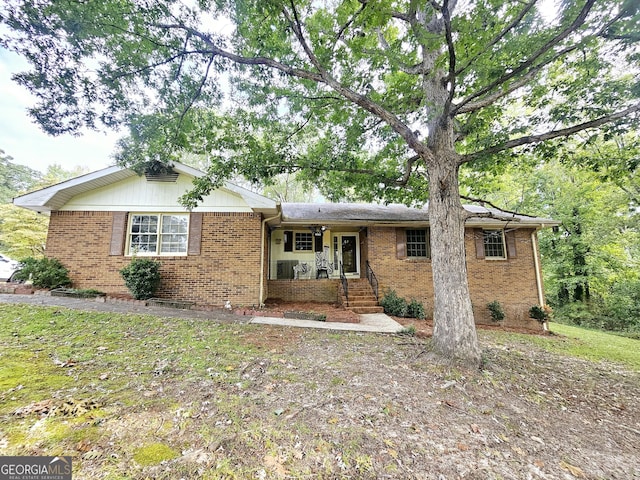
[0,48,120,174]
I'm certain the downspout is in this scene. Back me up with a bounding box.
[532,229,549,331]
[531,229,544,306]
[259,211,281,306]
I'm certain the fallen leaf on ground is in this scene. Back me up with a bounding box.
[560,460,586,478]
[263,455,287,478]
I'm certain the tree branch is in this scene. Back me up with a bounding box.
[284,1,325,74]
[109,50,205,80]
[454,69,538,115]
[460,103,640,164]
[153,22,326,83]
[174,54,215,137]
[152,17,430,160]
[460,195,534,219]
[334,1,367,48]
[393,154,420,186]
[441,0,456,117]
[455,0,537,76]
[454,0,597,114]
[284,113,312,143]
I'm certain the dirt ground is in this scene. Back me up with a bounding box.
[1,297,638,479]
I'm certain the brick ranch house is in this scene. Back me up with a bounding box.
[14,162,558,329]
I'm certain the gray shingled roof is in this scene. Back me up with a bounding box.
[279,203,558,227]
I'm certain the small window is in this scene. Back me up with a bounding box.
[128,214,189,255]
[483,229,506,259]
[406,229,430,258]
[295,232,313,251]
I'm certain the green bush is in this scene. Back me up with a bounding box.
[397,325,416,336]
[553,302,595,327]
[14,257,72,289]
[380,290,408,317]
[407,298,426,320]
[487,300,505,322]
[529,305,549,323]
[120,258,161,300]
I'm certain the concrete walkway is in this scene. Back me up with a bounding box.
[0,293,403,333]
[250,313,404,333]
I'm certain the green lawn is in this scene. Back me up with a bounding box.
[547,322,640,371]
[484,321,640,371]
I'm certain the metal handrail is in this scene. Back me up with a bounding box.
[340,261,349,307]
[365,260,379,300]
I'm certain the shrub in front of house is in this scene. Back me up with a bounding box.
[487,300,505,322]
[380,289,408,317]
[407,298,426,320]
[14,257,72,289]
[120,258,161,300]
[529,305,551,324]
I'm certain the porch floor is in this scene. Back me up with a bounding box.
[250,313,403,333]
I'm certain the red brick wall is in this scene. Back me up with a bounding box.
[45,211,263,306]
[367,226,542,329]
[267,279,339,303]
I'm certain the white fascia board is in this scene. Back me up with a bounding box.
[13,165,130,212]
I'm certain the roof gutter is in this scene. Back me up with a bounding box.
[259,210,281,306]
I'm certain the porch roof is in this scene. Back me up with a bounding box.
[276,203,559,228]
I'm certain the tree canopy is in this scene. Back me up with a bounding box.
[1,0,638,364]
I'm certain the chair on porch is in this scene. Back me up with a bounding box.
[293,262,310,279]
[315,247,334,279]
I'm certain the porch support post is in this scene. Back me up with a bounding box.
[259,211,281,305]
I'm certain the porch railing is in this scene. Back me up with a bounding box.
[365,260,379,300]
[340,261,349,307]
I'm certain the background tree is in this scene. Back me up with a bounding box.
[0,149,41,204]
[473,148,639,333]
[0,153,89,259]
[2,0,638,364]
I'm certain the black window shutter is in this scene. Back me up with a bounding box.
[284,231,293,252]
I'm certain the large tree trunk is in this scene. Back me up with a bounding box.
[427,132,481,366]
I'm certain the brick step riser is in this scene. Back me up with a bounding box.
[340,285,373,295]
[340,297,379,306]
[340,293,377,300]
[345,301,379,307]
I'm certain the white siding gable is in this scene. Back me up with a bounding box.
[61,173,252,212]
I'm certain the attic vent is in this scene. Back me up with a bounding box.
[144,170,179,182]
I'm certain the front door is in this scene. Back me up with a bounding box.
[333,234,358,275]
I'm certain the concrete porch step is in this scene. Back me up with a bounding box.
[348,306,385,314]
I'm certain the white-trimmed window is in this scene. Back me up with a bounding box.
[406,229,430,258]
[483,229,506,259]
[294,232,313,251]
[128,214,189,255]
